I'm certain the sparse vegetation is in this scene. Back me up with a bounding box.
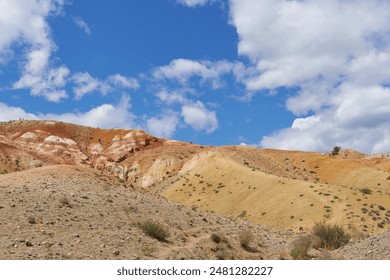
[239,230,255,251]
[359,188,372,195]
[311,221,350,250]
[138,219,170,242]
[290,235,312,260]
[331,146,341,156]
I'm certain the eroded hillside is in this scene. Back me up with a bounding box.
[0,120,389,259]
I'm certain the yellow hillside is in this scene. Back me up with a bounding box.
[163,151,390,235]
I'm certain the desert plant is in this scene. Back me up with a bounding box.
[290,235,312,260]
[211,233,223,244]
[359,188,372,195]
[239,230,254,251]
[139,219,170,242]
[331,146,341,156]
[311,221,350,250]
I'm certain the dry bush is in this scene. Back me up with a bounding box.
[311,221,350,250]
[139,219,170,242]
[239,230,256,251]
[290,235,312,260]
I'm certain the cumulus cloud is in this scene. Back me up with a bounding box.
[0,0,69,102]
[154,59,217,84]
[146,113,179,138]
[72,72,139,99]
[0,95,135,129]
[73,17,91,36]
[153,58,248,89]
[154,89,219,135]
[152,59,233,135]
[176,0,210,7]
[155,89,187,105]
[181,101,218,133]
[229,0,390,153]
[72,72,101,99]
[0,103,39,121]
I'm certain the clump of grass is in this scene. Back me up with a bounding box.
[138,219,170,242]
[359,188,372,195]
[239,230,255,252]
[290,236,312,260]
[311,221,350,250]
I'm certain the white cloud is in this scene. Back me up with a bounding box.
[0,0,68,102]
[153,58,248,89]
[181,101,218,133]
[73,17,91,36]
[230,0,390,91]
[146,113,179,138]
[72,72,139,99]
[153,59,217,84]
[0,102,39,121]
[101,74,140,95]
[72,72,101,99]
[229,0,390,153]
[13,65,70,102]
[176,0,210,7]
[261,85,390,153]
[0,95,135,129]
[155,89,187,105]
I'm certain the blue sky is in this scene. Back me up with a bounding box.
[2,0,390,153]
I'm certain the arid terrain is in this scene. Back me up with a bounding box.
[0,120,389,259]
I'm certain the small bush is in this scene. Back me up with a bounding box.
[331,146,341,156]
[211,233,223,244]
[311,221,350,250]
[359,188,372,195]
[139,219,170,242]
[239,230,254,251]
[290,236,312,260]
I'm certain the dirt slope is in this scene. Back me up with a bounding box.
[0,165,296,260]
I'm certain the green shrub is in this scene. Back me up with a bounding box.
[331,146,341,156]
[311,221,350,250]
[139,219,170,242]
[359,188,372,195]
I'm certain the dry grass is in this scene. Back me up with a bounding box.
[311,221,350,250]
[239,230,256,252]
[290,235,312,260]
[138,219,170,242]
